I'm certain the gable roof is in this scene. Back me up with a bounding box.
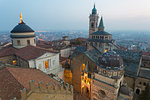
[0,45,57,60]
[84,48,102,65]
[0,67,59,100]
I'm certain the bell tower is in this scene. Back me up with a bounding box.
[89,4,99,39]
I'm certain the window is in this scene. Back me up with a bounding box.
[45,61,49,69]
[27,40,30,45]
[143,82,146,86]
[13,60,16,65]
[17,40,21,46]
[82,64,86,71]
[91,23,94,28]
[34,39,35,43]
[105,48,108,52]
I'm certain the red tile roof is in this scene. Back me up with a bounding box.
[0,45,18,57]
[0,45,58,60]
[0,67,59,100]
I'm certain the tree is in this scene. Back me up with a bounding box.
[140,84,150,100]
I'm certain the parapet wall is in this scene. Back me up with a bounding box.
[13,80,73,100]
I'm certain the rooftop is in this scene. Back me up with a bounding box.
[0,67,59,100]
[11,21,34,33]
[139,68,150,79]
[91,31,111,35]
[0,45,57,60]
[114,49,142,78]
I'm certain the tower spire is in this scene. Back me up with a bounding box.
[94,3,95,9]
[98,16,104,31]
[92,3,97,14]
[19,13,23,24]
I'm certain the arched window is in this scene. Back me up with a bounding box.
[136,89,140,95]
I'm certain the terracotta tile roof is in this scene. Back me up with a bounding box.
[0,67,24,100]
[15,46,57,60]
[0,45,18,57]
[0,45,58,60]
[0,67,59,100]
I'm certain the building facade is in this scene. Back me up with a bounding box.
[0,14,62,75]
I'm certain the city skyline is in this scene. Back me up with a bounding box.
[0,0,150,31]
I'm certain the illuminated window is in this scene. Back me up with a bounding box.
[17,40,21,46]
[13,60,16,65]
[105,49,108,53]
[45,61,49,69]
[82,64,86,70]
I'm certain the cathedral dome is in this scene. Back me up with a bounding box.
[10,13,35,39]
[98,51,123,68]
[11,21,34,33]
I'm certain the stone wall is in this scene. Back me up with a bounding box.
[14,80,73,100]
[124,76,135,89]
[0,56,14,64]
[134,77,150,95]
[72,53,97,93]
[91,79,118,100]
[0,55,29,68]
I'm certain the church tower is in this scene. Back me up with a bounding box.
[10,13,36,48]
[89,16,115,53]
[89,4,99,39]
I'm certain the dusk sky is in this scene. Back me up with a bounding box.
[0,0,150,31]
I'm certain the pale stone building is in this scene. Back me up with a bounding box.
[0,14,62,75]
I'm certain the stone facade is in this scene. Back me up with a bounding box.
[134,77,150,95]
[0,55,29,68]
[89,6,99,39]
[28,52,61,75]
[14,80,73,100]
[12,36,36,48]
[72,53,97,93]
[91,73,124,100]
[124,76,135,89]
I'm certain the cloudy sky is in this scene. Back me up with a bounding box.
[0,0,150,31]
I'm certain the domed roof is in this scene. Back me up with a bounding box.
[98,51,123,68]
[11,21,34,33]
[92,4,97,14]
